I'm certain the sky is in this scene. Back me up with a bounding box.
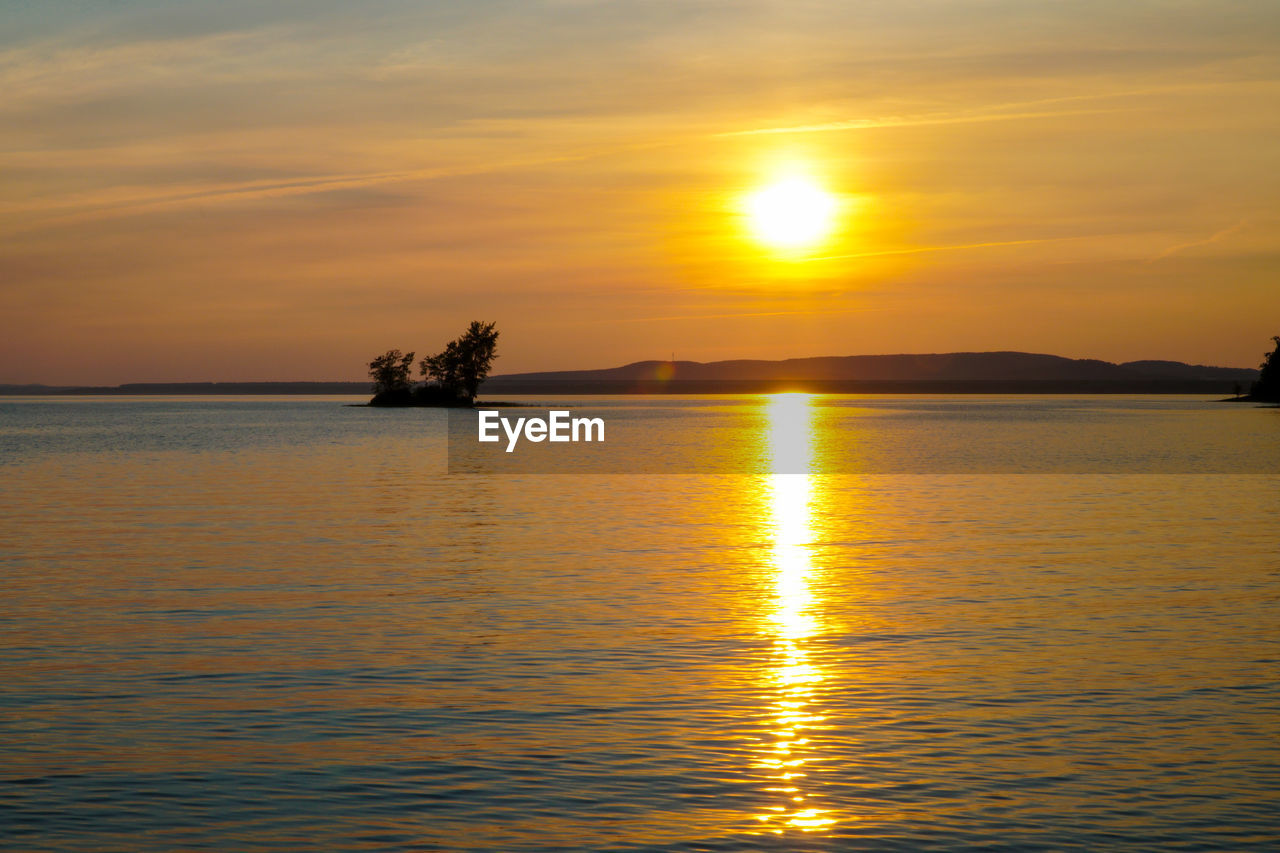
[2,0,1278,383]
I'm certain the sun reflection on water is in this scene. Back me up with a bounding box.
[753,393,836,834]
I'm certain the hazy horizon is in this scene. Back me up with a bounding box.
[0,346,1265,387]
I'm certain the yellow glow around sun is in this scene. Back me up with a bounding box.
[745,176,837,251]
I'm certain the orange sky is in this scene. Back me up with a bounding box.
[3,1,1278,383]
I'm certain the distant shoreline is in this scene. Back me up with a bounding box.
[479,379,1248,396]
[0,382,372,396]
[0,379,1253,396]
[6,350,1259,397]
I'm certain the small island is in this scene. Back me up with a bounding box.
[367,321,499,407]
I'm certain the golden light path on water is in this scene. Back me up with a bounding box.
[753,393,836,834]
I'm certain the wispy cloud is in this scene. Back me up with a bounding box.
[809,236,1094,262]
[718,81,1275,139]
[616,309,826,324]
[1147,220,1248,262]
[0,142,655,235]
[723,107,1126,138]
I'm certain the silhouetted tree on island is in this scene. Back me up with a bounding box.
[1252,335,1280,402]
[368,349,415,401]
[421,321,499,405]
[368,321,499,407]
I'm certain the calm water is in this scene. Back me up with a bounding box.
[2,395,1278,851]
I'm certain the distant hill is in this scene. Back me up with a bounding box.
[481,352,1258,394]
[0,353,1257,396]
[0,382,370,396]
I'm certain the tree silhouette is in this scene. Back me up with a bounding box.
[1254,335,1280,402]
[368,349,416,396]
[421,321,499,404]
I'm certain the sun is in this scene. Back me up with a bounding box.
[745,176,838,251]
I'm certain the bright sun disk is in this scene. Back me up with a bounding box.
[746,177,837,250]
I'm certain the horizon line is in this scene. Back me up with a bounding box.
[1,348,1260,389]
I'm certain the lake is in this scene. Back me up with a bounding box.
[2,395,1278,851]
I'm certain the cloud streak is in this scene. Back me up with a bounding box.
[719,80,1274,139]
[1148,220,1249,262]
